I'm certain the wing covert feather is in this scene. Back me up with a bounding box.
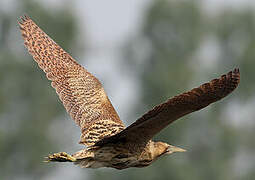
[18,15,125,146]
[95,69,240,146]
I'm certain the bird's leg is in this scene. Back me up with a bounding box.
[44,152,77,162]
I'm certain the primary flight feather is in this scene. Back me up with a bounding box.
[18,15,240,169]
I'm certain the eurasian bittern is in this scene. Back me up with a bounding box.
[18,15,240,170]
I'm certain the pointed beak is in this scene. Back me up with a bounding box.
[166,145,186,154]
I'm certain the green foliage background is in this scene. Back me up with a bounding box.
[0,0,254,179]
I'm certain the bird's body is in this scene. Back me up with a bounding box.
[73,142,145,169]
[51,140,184,169]
[18,15,240,170]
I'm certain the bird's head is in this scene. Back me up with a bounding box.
[152,141,186,158]
[135,141,186,168]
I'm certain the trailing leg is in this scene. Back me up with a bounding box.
[45,152,77,162]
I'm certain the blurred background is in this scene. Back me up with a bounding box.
[0,0,255,179]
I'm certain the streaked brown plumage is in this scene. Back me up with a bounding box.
[18,15,240,170]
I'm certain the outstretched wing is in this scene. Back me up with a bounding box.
[18,15,125,146]
[96,69,240,146]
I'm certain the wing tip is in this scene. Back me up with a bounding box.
[229,67,240,86]
[215,67,240,98]
[17,14,30,27]
[231,67,240,76]
[232,67,240,80]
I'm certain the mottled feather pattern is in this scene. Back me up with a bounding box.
[137,68,240,123]
[18,15,125,146]
[95,69,240,146]
[81,119,125,146]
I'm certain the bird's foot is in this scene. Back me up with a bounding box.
[44,152,77,162]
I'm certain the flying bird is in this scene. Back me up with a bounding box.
[18,15,240,170]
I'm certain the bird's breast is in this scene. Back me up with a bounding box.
[75,145,150,169]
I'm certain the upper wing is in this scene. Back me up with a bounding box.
[95,69,240,146]
[18,15,125,146]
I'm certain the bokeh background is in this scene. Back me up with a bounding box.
[0,0,255,179]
